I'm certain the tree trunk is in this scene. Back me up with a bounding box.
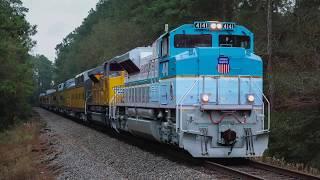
[267,0,274,109]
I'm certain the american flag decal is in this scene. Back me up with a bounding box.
[217,56,230,74]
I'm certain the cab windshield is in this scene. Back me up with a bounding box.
[174,34,212,48]
[219,35,250,49]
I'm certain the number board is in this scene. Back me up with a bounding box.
[194,22,208,29]
[223,23,235,30]
[194,22,236,30]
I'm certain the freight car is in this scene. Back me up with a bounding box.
[40,21,270,158]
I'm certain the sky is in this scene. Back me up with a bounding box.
[22,0,100,61]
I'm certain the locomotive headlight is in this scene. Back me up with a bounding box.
[201,94,210,103]
[217,23,223,30]
[210,22,222,30]
[247,94,255,103]
[210,23,217,30]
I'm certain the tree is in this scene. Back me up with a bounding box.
[30,54,54,104]
[0,0,36,130]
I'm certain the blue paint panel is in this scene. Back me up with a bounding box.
[175,58,198,75]
[175,78,199,105]
[159,61,169,78]
[203,77,217,103]
[198,48,219,76]
[172,48,262,77]
[239,78,263,105]
[173,77,263,106]
[219,48,246,58]
[150,84,159,102]
[251,78,263,106]
[168,59,176,77]
[160,84,168,105]
[240,78,251,104]
[218,78,239,104]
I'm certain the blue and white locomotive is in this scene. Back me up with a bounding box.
[106,21,270,158]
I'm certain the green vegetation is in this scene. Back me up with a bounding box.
[268,109,320,169]
[0,0,53,130]
[54,0,320,168]
[31,54,54,104]
[0,0,36,130]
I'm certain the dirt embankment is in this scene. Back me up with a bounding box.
[0,111,55,180]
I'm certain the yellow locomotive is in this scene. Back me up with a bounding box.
[40,65,125,123]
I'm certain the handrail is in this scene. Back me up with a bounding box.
[176,79,199,133]
[108,95,116,119]
[245,77,266,129]
[251,79,271,133]
[84,91,92,116]
[109,94,120,132]
[251,88,266,129]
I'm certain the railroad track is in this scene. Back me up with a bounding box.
[48,110,320,180]
[89,119,320,180]
[205,159,320,180]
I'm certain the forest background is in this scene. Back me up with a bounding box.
[1,0,319,169]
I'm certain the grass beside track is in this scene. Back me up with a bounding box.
[0,112,54,180]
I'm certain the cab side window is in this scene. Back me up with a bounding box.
[161,36,169,57]
[219,35,250,49]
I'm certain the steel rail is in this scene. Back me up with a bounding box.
[247,160,320,180]
[204,161,264,180]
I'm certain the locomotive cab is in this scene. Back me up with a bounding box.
[157,21,257,78]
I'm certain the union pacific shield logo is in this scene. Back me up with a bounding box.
[217,56,230,74]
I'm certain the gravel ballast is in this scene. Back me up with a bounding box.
[35,108,219,180]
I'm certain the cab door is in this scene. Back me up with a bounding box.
[159,34,170,79]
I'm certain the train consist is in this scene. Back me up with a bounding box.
[40,21,270,158]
